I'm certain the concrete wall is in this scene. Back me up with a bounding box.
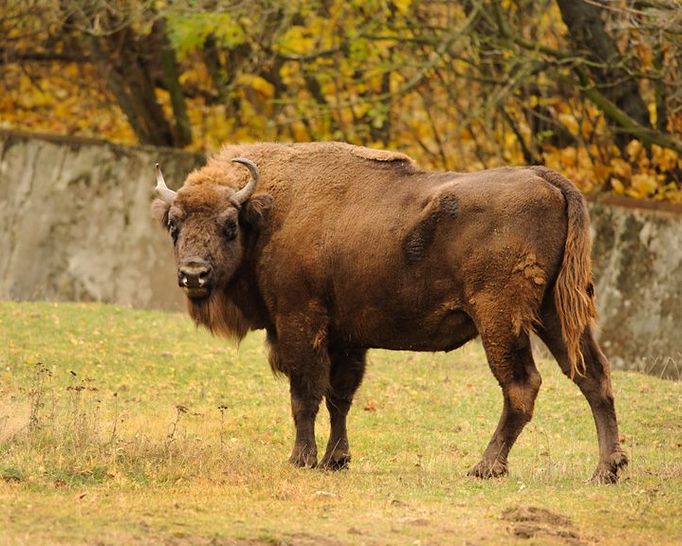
[1,130,680,378]
[0,130,203,311]
[589,199,682,379]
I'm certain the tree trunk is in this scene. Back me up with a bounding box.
[85,28,176,147]
[153,19,192,147]
[556,0,651,147]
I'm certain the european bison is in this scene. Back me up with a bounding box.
[152,142,627,483]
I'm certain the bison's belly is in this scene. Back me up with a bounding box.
[333,307,479,352]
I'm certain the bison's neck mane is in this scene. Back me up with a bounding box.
[187,289,251,341]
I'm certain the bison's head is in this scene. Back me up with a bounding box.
[151,158,271,303]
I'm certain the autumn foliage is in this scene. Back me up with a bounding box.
[1,0,680,201]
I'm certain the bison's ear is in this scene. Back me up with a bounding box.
[240,193,273,228]
[151,198,171,227]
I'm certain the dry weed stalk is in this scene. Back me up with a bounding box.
[27,362,52,431]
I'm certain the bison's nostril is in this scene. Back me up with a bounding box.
[178,260,212,290]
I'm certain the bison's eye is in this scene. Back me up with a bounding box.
[223,219,237,241]
[168,219,179,243]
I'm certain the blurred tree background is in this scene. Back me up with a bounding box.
[1,0,680,201]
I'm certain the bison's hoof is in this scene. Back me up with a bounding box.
[590,450,629,485]
[319,451,351,471]
[468,458,508,479]
[289,446,317,468]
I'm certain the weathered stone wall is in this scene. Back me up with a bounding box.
[1,130,680,377]
[588,199,682,379]
[0,130,203,311]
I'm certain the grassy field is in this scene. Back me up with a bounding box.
[0,301,680,545]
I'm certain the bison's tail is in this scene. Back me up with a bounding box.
[532,167,596,378]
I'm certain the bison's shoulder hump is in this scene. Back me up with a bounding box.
[348,145,415,164]
[215,141,415,165]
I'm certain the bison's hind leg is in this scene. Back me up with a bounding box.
[469,319,542,480]
[319,348,367,470]
[538,301,627,484]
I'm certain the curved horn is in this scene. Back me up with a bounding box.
[230,158,260,205]
[155,163,177,204]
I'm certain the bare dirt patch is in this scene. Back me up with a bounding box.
[502,506,587,545]
[0,400,30,444]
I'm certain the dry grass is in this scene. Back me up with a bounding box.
[0,301,681,545]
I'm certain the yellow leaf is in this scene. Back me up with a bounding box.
[625,139,643,160]
[560,147,577,167]
[237,74,275,99]
[630,173,658,197]
[665,189,682,203]
[593,162,611,181]
[277,25,315,56]
[610,178,625,194]
[611,158,631,179]
[558,113,579,135]
[393,0,412,14]
[652,145,679,171]
[250,76,274,99]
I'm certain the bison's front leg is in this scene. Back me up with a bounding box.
[269,316,331,468]
[288,372,325,467]
[319,349,367,470]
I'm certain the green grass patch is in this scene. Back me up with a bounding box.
[1,301,681,545]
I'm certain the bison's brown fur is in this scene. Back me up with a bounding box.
[152,142,627,483]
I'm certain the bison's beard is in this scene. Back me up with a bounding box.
[186,288,250,341]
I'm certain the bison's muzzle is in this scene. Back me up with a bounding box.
[178,259,212,300]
